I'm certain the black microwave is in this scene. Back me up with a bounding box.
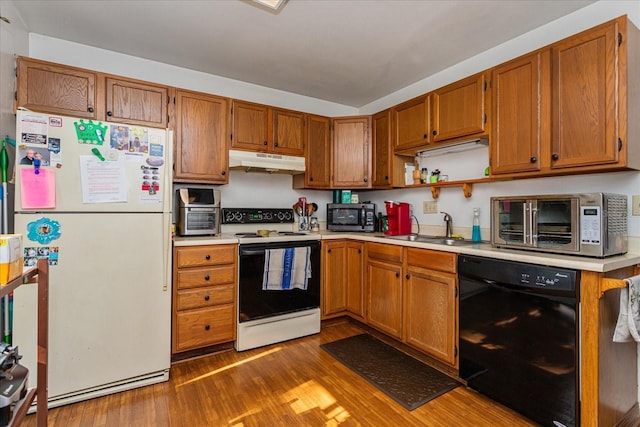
[327,203,376,232]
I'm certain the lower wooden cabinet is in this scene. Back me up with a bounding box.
[404,248,458,366]
[321,240,364,319]
[366,242,403,339]
[172,244,237,354]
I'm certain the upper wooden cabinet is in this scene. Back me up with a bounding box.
[392,94,430,152]
[16,57,170,129]
[17,57,101,119]
[105,77,169,128]
[432,72,489,144]
[331,116,371,188]
[490,51,551,175]
[174,89,229,183]
[231,100,306,156]
[372,109,393,188]
[303,114,332,188]
[230,100,269,151]
[551,18,624,170]
[272,108,306,155]
[491,16,640,177]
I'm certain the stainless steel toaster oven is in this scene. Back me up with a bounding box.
[177,188,221,236]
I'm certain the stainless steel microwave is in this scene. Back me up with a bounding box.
[491,193,627,257]
[327,203,376,232]
[177,188,221,236]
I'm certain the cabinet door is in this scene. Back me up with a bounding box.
[305,115,332,188]
[17,57,99,119]
[405,265,457,366]
[105,77,169,128]
[345,241,364,318]
[174,90,229,183]
[272,108,306,156]
[551,19,620,169]
[231,100,269,151]
[432,72,488,143]
[332,116,371,188]
[322,241,347,317]
[372,109,392,188]
[491,51,551,175]
[393,95,430,151]
[367,259,403,339]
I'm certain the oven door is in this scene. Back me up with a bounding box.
[238,240,321,322]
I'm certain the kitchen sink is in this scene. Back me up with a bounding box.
[383,234,479,246]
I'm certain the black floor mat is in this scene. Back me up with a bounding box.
[321,333,460,411]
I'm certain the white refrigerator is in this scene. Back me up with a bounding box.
[12,110,173,407]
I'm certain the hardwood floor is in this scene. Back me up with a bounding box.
[23,319,537,426]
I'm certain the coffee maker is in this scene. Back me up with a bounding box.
[384,201,412,235]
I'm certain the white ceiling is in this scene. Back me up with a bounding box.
[11,0,596,108]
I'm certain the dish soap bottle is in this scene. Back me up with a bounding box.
[472,208,482,242]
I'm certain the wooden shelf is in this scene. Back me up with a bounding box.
[401,177,495,199]
[3,259,49,427]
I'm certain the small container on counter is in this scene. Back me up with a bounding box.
[310,217,319,232]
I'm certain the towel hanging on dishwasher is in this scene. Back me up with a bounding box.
[262,247,312,291]
[613,275,640,342]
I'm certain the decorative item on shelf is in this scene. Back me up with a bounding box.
[484,166,490,176]
[420,168,428,184]
[439,174,449,182]
[412,158,421,185]
[430,169,440,183]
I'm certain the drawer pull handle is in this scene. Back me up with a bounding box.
[204,275,210,281]
[205,325,210,331]
[204,295,210,301]
[205,254,211,260]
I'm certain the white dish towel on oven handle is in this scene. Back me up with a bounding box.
[262,247,312,290]
[613,275,640,342]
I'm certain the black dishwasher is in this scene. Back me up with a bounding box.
[458,255,579,427]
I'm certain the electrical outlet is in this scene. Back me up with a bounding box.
[423,201,438,214]
[633,195,640,216]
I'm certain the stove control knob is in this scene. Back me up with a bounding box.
[264,212,273,221]
[234,212,243,222]
[284,211,293,221]
[276,211,286,221]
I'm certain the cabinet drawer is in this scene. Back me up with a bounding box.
[366,242,403,263]
[175,245,236,268]
[175,305,235,351]
[406,248,456,273]
[176,265,235,289]
[176,284,235,310]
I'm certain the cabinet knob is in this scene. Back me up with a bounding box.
[263,141,268,145]
[406,274,410,280]
[432,130,437,136]
[363,177,368,183]
[309,177,314,181]
[358,249,362,254]
[552,153,559,161]
[205,325,211,331]
[87,107,94,113]
[204,295,210,301]
[205,254,211,260]
[423,134,428,139]
[328,249,332,253]
[204,275,210,281]
[384,176,389,181]
[530,156,537,163]
[395,272,400,278]
[221,171,226,176]
[107,111,113,117]
[274,142,279,147]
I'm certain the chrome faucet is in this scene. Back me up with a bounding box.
[441,212,453,238]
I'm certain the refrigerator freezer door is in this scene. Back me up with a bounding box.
[15,110,169,213]
[13,211,171,402]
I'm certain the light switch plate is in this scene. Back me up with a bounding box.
[423,201,438,214]
[633,195,640,216]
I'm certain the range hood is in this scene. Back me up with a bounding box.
[228,149,306,174]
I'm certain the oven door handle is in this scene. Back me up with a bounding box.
[239,249,266,256]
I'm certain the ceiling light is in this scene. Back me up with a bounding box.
[251,0,288,12]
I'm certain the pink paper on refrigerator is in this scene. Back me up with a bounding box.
[20,167,56,209]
